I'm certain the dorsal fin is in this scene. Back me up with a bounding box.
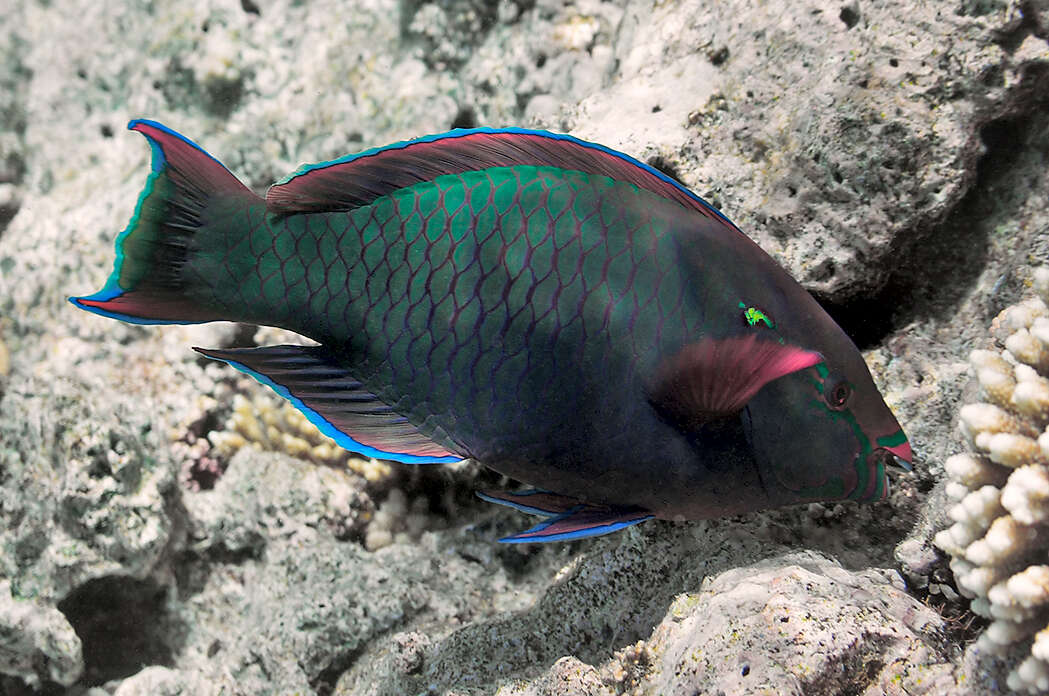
[193,344,464,464]
[266,127,735,228]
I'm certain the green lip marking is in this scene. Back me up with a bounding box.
[876,430,908,449]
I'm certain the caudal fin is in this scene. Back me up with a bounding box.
[70,120,262,324]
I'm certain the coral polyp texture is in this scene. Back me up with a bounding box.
[935,267,1049,694]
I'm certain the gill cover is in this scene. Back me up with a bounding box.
[746,362,909,506]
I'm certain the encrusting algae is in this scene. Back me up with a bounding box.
[935,266,1049,694]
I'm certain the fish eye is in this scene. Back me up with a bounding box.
[825,379,851,410]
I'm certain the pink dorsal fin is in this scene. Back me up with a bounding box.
[649,335,823,430]
[266,128,735,229]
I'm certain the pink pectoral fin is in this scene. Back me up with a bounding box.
[648,335,823,429]
[884,440,913,465]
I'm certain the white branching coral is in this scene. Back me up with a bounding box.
[935,267,1049,694]
[362,488,436,551]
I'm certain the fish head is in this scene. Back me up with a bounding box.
[647,332,908,513]
[744,355,911,507]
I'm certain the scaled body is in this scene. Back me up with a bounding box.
[73,121,911,542]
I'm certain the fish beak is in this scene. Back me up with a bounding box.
[885,455,911,476]
[881,440,913,472]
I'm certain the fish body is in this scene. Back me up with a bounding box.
[72,120,911,542]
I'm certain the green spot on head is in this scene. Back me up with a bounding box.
[742,306,775,329]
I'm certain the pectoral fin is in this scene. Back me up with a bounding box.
[649,335,823,431]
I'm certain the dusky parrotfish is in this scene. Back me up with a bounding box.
[71,120,912,543]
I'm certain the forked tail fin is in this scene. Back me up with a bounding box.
[70,120,263,324]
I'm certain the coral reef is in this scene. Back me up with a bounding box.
[935,267,1049,694]
[363,488,438,551]
[498,551,955,696]
[0,581,82,689]
[338,540,955,695]
[0,333,9,378]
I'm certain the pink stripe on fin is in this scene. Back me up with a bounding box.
[129,120,256,199]
[72,292,223,324]
[266,128,734,229]
[498,504,654,543]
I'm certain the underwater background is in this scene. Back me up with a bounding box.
[1,0,1048,693]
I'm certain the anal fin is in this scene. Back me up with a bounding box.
[478,489,653,543]
[195,344,463,464]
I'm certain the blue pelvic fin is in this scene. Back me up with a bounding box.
[194,344,464,465]
[478,489,653,543]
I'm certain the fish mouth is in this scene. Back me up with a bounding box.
[884,453,912,476]
[879,439,913,471]
[870,447,911,500]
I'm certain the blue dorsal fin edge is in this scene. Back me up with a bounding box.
[194,345,464,465]
[271,126,737,228]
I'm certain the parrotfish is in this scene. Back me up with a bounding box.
[72,120,912,543]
